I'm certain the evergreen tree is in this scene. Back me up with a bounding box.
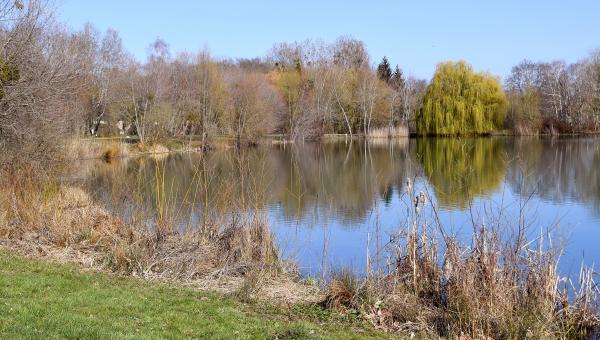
[390,65,404,91]
[417,61,508,135]
[376,56,392,83]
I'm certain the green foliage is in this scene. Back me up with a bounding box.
[195,52,229,138]
[417,61,508,135]
[275,68,305,135]
[330,68,362,134]
[0,58,19,99]
[416,137,506,208]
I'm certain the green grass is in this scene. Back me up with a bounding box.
[0,251,389,339]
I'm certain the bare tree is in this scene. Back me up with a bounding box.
[226,71,275,145]
[357,68,378,135]
[0,0,87,167]
[195,50,228,147]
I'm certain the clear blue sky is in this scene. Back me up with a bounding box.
[59,0,600,80]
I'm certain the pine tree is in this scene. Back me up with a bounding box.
[376,56,392,83]
[390,65,404,91]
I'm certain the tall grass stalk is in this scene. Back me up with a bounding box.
[324,179,599,338]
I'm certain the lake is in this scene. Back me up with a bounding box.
[77,137,600,278]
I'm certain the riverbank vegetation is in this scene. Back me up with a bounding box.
[505,56,600,134]
[323,185,599,338]
[4,141,600,338]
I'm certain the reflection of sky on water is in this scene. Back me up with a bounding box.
[271,176,600,278]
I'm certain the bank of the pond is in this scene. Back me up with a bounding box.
[0,181,321,305]
[71,130,600,162]
[0,251,386,339]
[2,172,599,338]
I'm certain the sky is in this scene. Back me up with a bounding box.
[58,0,600,80]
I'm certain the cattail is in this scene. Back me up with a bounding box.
[419,191,427,206]
[406,177,412,193]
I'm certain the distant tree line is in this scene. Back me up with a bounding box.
[1,0,600,170]
[505,54,600,134]
[74,35,429,144]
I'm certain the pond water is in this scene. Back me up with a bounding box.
[78,137,600,278]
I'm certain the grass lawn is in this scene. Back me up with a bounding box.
[0,251,390,339]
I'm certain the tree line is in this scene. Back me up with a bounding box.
[505,55,600,134]
[1,0,600,168]
[77,35,430,144]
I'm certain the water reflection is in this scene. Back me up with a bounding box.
[416,138,507,209]
[80,137,600,223]
[274,140,415,223]
[78,137,600,274]
[506,137,600,212]
[80,141,414,225]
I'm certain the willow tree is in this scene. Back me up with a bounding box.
[417,61,507,135]
[416,138,507,208]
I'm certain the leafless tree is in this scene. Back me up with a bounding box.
[357,68,378,135]
[226,71,275,145]
[0,0,87,167]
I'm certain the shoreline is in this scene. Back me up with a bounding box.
[70,131,600,162]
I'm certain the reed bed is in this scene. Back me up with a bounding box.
[0,161,287,294]
[323,179,600,338]
[67,138,130,161]
[367,126,409,139]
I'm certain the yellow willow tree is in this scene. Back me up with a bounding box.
[417,61,508,135]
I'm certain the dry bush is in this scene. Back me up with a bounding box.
[0,1,90,171]
[217,215,280,276]
[100,142,129,162]
[324,269,360,310]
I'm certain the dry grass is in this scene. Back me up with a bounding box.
[324,181,600,338]
[368,126,409,139]
[0,164,301,303]
[511,124,540,136]
[66,139,177,162]
[67,138,129,161]
[134,143,170,155]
